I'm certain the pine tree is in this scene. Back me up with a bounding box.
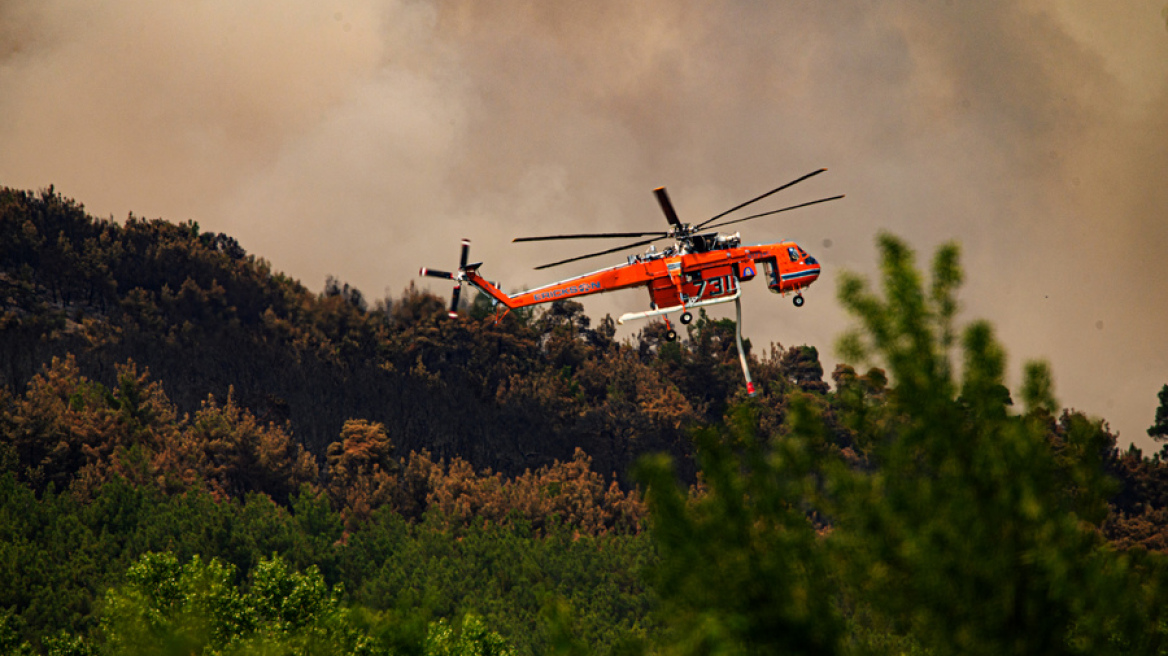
[1148,384,1168,441]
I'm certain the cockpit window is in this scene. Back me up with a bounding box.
[787,247,799,262]
[797,247,807,257]
[805,256,818,265]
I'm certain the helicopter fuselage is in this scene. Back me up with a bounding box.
[463,239,821,323]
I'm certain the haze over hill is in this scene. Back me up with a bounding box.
[2,0,1166,449]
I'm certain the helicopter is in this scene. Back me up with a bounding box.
[420,168,842,395]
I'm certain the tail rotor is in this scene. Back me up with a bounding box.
[420,239,472,318]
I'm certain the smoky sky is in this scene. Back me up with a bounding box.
[2,0,1166,450]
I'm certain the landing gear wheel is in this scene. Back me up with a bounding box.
[680,312,693,325]
[665,329,678,342]
[793,294,805,307]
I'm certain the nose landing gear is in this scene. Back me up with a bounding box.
[793,294,805,307]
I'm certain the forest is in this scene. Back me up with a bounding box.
[3,186,1168,654]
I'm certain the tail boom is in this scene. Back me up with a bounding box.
[465,262,649,312]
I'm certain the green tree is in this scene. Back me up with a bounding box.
[425,614,515,656]
[635,233,1168,655]
[343,508,654,656]
[99,552,247,655]
[98,551,421,656]
[830,234,1166,655]
[636,404,843,655]
[1149,384,1168,442]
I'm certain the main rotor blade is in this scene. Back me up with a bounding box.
[695,168,827,230]
[450,283,462,316]
[513,231,667,242]
[534,236,666,271]
[702,195,845,232]
[654,187,683,228]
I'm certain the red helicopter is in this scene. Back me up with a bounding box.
[420,168,842,395]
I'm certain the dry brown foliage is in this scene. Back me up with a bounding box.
[1,355,317,502]
[321,426,645,536]
[412,447,645,535]
[325,419,400,531]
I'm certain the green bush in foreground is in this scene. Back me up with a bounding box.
[638,234,1168,655]
[92,551,515,656]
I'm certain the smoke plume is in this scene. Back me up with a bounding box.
[2,0,1165,448]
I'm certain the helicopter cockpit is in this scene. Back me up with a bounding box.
[786,245,819,264]
[759,244,820,294]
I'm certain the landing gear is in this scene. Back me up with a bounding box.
[663,314,679,342]
[680,311,693,325]
[793,294,805,307]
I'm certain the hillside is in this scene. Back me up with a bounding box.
[5,186,1168,654]
[2,186,834,482]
